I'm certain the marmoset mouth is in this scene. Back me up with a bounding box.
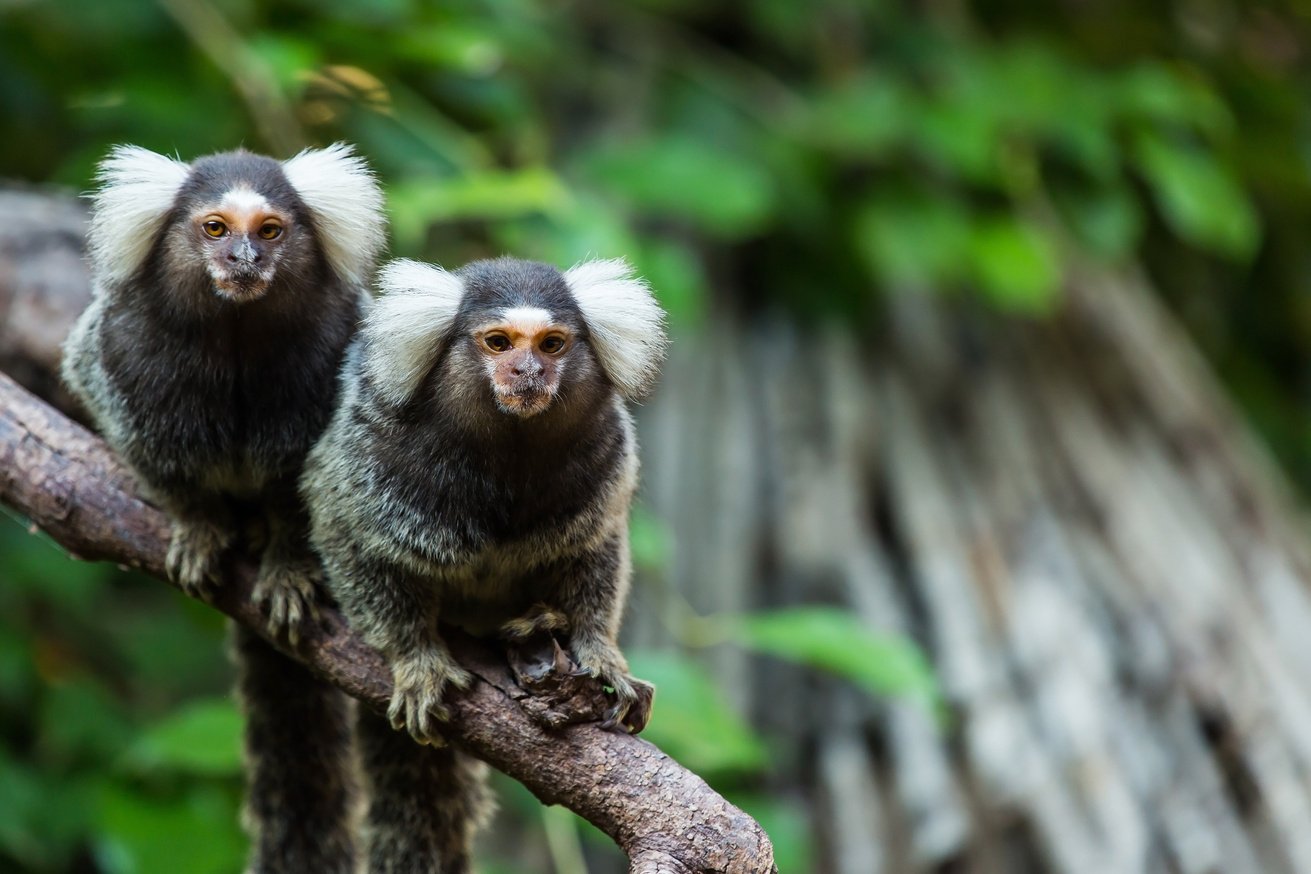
[495,384,554,417]
[212,268,273,302]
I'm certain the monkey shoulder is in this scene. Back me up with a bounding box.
[61,292,225,489]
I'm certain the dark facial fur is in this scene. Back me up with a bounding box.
[437,258,611,430]
[157,153,326,310]
[172,153,311,302]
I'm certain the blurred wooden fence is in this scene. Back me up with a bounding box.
[632,270,1311,874]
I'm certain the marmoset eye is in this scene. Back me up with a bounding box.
[484,333,512,353]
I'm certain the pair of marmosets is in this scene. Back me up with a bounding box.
[62,144,666,873]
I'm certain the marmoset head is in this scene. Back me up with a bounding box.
[87,143,384,305]
[363,257,667,422]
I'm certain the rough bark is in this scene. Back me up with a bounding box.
[0,186,775,874]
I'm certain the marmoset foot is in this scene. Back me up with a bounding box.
[570,638,654,733]
[500,603,570,640]
[252,559,321,645]
[388,649,473,745]
[165,518,232,596]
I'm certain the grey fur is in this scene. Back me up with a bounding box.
[63,146,385,874]
[302,256,664,871]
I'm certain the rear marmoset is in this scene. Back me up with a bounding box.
[62,144,385,874]
[301,256,667,872]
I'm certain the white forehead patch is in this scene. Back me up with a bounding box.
[219,187,270,213]
[499,306,554,329]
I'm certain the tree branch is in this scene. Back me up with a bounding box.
[0,370,776,873]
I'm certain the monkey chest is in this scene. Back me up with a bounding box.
[432,546,559,632]
[111,350,330,490]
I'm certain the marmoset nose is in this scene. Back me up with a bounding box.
[511,358,543,378]
[228,240,261,264]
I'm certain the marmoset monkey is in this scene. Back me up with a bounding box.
[62,144,385,874]
[301,256,667,872]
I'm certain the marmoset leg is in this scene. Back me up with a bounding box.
[320,548,471,744]
[252,484,321,643]
[549,533,647,730]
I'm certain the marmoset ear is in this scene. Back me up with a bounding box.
[282,143,386,285]
[364,259,466,405]
[563,259,668,400]
[88,145,191,285]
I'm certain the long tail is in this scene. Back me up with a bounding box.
[232,624,359,874]
[356,708,493,874]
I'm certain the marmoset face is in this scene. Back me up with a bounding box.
[191,187,295,302]
[471,306,573,418]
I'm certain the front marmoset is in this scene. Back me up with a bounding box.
[302,256,667,871]
[61,144,386,874]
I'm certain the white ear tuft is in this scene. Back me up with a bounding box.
[88,145,191,286]
[564,259,668,399]
[364,259,466,405]
[282,143,386,286]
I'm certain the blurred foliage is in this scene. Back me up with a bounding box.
[0,516,239,873]
[4,0,1311,872]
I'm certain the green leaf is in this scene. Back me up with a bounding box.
[967,217,1063,312]
[729,793,815,873]
[579,136,775,238]
[39,678,135,765]
[627,650,768,777]
[854,189,971,288]
[388,169,572,251]
[1117,63,1232,135]
[1053,181,1144,260]
[0,629,35,708]
[632,238,708,327]
[0,520,116,614]
[629,506,671,573]
[393,25,505,75]
[121,698,242,777]
[799,74,910,157]
[246,35,321,94]
[730,607,940,707]
[95,782,244,874]
[0,750,97,868]
[1133,134,1260,259]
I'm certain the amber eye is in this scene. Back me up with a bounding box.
[258,223,282,240]
[484,333,512,353]
[540,334,566,354]
[202,220,227,238]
